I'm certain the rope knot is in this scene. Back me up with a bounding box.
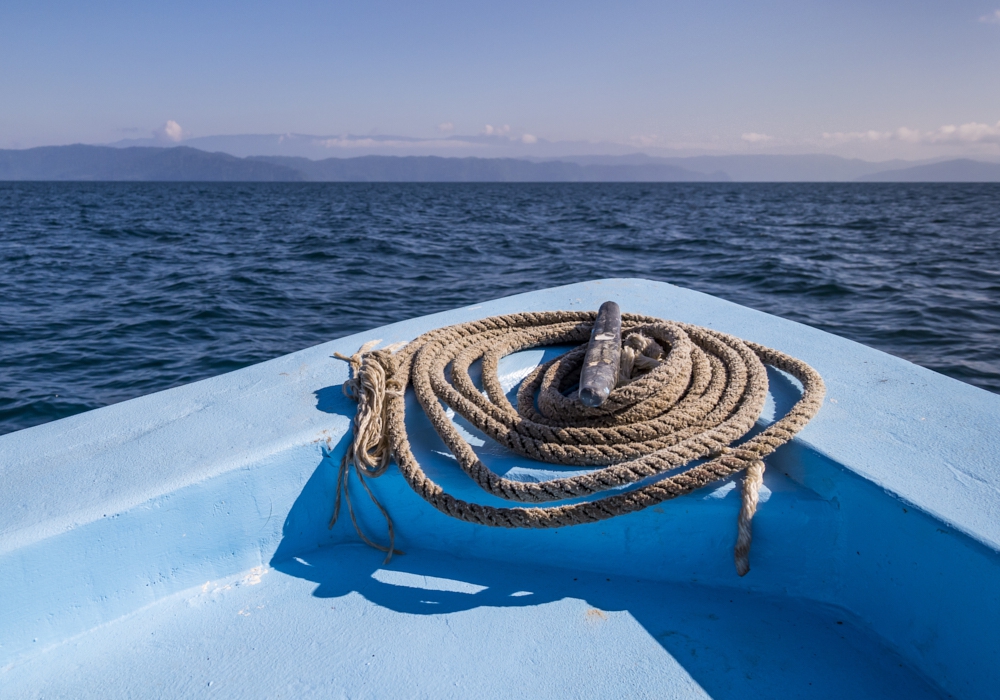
[333,340,408,474]
[330,339,408,563]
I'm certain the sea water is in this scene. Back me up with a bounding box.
[1,182,998,435]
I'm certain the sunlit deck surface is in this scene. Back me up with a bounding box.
[2,279,998,698]
[8,545,939,699]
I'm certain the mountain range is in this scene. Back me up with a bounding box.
[2,144,1000,183]
[0,145,301,182]
[855,159,1000,182]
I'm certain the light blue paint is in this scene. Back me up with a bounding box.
[1,279,998,698]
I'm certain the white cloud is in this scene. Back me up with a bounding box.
[821,129,892,143]
[928,121,1000,143]
[629,134,662,147]
[626,133,732,152]
[978,9,1000,23]
[437,122,455,133]
[155,119,185,142]
[741,132,773,143]
[480,124,539,144]
[895,127,922,143]
[316,136,472,149]
[823,121,1000,146]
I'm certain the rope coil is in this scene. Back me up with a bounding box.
[331,310,825,576]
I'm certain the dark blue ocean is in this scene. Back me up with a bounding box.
[1,182,998,436]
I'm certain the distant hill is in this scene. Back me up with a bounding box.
[252,155,727,182]
[544,153,924,181]
[0,145,303,181]
[109,132,657,160]
[3,145,1000,183]
[0,146,725,182]
[856,159,1000,182]
[109,133,969,181]
[651,154,931,182]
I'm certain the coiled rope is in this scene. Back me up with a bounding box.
[332,310,825,576]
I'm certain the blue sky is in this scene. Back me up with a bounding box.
[2,1,999,159]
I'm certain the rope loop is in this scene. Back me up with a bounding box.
[330,312,825,575]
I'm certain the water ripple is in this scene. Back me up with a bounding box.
[1,181,998,435]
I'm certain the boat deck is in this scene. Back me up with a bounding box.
[3,279,998,698]
[3,545,941,699]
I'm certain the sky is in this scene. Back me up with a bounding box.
[2,0,1000,160]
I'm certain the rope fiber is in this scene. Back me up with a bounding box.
[331,310,825,576]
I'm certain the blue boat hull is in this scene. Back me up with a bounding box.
[2,279,998,698]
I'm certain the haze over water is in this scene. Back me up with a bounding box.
[1,181,998,435]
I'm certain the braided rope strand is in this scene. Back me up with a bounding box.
[333,311,825,575]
